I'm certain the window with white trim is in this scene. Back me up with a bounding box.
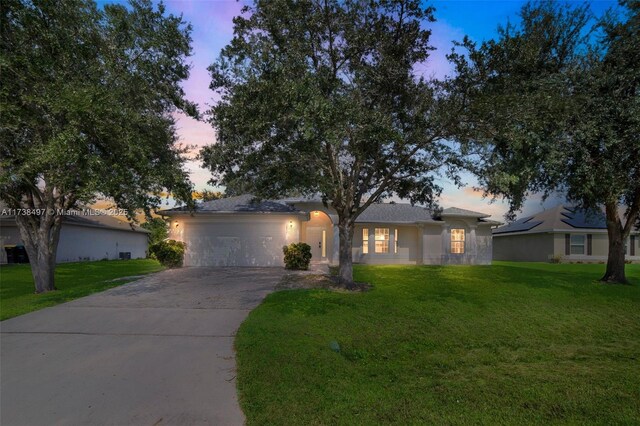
[394,229,398,254]
[362,228,369,254]
[451,229,465,254]
[375,228,389,253]
[570,234,585,255]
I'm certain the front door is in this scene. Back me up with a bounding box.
[306,226,326,261]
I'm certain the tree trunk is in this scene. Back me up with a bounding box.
[15,212,62,293]
[601,203,628,284]
[337,218,355,287]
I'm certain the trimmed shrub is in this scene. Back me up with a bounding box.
[549,254,564,264]
[283,242,312,270]
[149,239,185,268]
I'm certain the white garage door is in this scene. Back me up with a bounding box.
[183,221,289,267]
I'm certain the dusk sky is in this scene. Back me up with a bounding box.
[100,0,618,220]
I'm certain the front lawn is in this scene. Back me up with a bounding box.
[0,259,163,320]
[236,262,640,425]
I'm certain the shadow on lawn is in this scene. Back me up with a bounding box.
[487,264,639,297]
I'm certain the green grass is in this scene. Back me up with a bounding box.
[0,259,163,320]
[236,262,640,425]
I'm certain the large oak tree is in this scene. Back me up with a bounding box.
[201,0,466,285]
[451,0,639,283]
[1,0,197,292]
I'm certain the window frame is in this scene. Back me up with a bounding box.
[394,228,398,254]
[451,228,465,254]
[570,234,586,255]
[374,228,390,254]
[362,228,369,254]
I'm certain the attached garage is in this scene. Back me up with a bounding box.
[164,196,305,267]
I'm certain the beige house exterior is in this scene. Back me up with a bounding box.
[163,195,499,267]
[493,205,639,263]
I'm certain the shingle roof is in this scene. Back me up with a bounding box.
[161,194,495,224]
[440,207,491,218]
[0,210,149,234]
[493,204,610,235]
[64,212,149,233]
[355,203,437,223]
[162,194,301,215]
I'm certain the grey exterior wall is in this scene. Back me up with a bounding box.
[552,231,639,262]
[349,222,493,265]
[0,222,148,264]
[56,225,148,262]
[494,231,639,263]
[494,233,554,262]
[422,224,444,264]
[352,224,420,264]
[436,219,493,265]
[475,226,494,265]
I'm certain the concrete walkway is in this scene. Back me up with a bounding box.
[1,267,284,426]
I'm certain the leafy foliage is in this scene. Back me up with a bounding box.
[283,242,312,270]
[0,0,197,291]
[202,0,467,283]
[194,189,225,202]
[141,217,169,246]
[450,0,640,282]
[149,239,185,268]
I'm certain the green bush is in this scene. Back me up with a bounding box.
[549,254,564,264]
[283,242,312,270]
[149,239,185,268]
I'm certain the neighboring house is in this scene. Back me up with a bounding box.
[493,204,640,263]
[162,194,500,267]
[0,210,149,264]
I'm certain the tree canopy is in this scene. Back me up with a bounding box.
[0,0,197,292]
[450,0,640,282]
[201,0,467,284]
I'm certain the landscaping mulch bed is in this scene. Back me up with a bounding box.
[276,272,372,292]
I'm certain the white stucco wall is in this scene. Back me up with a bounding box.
[0,222,148,263]
[169,214,302,267]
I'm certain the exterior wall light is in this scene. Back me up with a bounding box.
[313,211,320,217]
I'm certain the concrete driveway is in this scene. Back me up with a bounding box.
[1,267,284,426]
